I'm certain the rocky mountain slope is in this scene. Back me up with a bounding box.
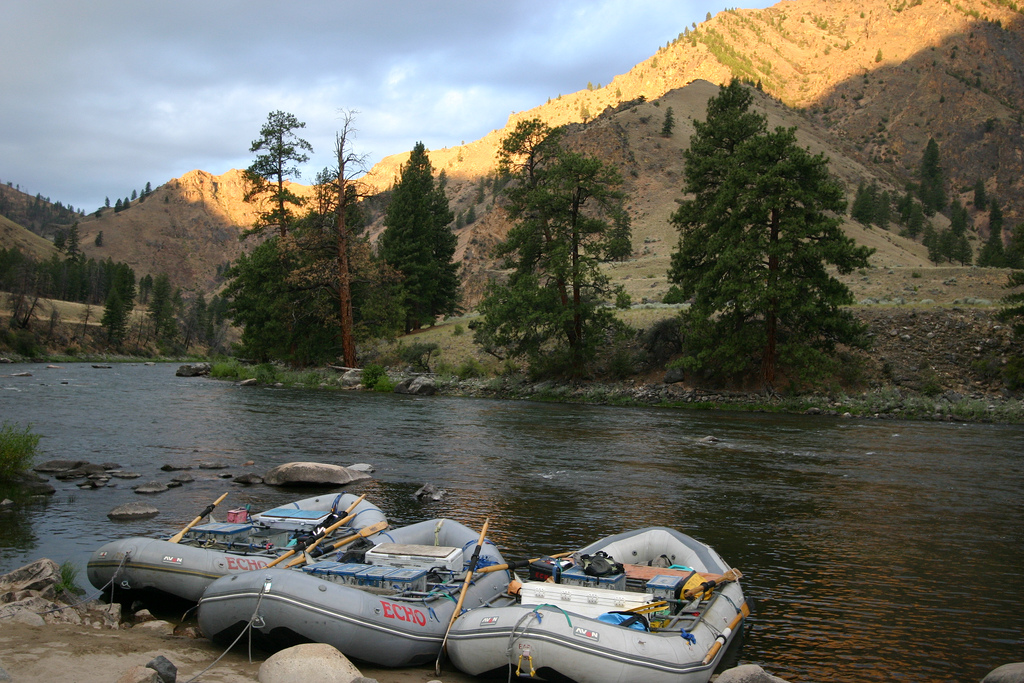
[3,0,1022,302]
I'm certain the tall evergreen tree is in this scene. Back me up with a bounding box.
[147,273,178,341]
[244,110,313,238]
[1005,222,1024,270]
[918,138,946,216]
[661,106,676,137]
[851,181,879,225]
[474,119,631,377]
[378,142,459,332]
[668,79,873,390]
[973,179,987,209]
[978,200,1007,267]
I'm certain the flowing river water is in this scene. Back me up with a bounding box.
[1,362,1022,682]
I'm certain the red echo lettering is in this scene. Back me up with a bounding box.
[380,601,426,626]
[226,557,268,571]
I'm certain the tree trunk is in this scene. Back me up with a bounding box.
[760,208,780,392]
[336,176,357,368]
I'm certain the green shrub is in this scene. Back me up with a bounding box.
[1002,356,1024,390]
[0,422,40,480]
[455,357,487,379]
[452,324,465,336]
[373,376,395,392]
[361,364,387,389]
[255,363,279,384]
[662,285,687,304]
[398,342,439,372]
[12,330,39,358]
[211,359,243,379]
[55,560,84,596]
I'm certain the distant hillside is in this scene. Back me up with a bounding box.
[371,0,1024,219]
[6,0,1020,303]
[0,214,59,260]
[68,169,314,292]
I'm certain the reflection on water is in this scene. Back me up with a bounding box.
[1,363,1023,682]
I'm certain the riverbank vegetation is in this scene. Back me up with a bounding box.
[0,421,40,480]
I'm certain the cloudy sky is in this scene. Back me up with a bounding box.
[2,0,770,212]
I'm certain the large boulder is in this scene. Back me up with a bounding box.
[393,376,437,396]
[340,369,363,387]
[983,663,1024,683]
[175,363,211,377]
[263,462,371,487]
[258,643,363,683]
[0,558,61,597]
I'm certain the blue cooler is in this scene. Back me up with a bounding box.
[301,562,368,586]
[560,565,627,591]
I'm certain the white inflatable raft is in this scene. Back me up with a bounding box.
[196,518,511,667]
[86,493,387,603]
[445,526,748,683]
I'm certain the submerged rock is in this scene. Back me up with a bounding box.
[108,502,159,520]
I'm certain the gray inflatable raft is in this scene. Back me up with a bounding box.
[86,493,386,603]
[445,527,748,683]
[197,518,511,667]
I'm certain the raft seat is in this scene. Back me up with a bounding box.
[622,563,720,582]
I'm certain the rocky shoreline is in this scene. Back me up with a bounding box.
[1,558,1020,683]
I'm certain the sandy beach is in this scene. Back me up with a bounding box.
[0,619,480,683]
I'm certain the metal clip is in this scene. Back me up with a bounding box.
[262,576,273,594]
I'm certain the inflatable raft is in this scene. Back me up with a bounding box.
[445,527,748,683]
[196,518,511,667]
[86,493,387,603]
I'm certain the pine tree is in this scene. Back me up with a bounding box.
[876,190,891,230]
[973,179,987,209]
[978,200,1007,267]
[918,138,946,216]
[667,79,873,390]
[851,181,879,225]
[474,119,631,377]
[661,106,676,137]
[1006,222,1024,270]
[244,110,313,238]
[378,142,459,332]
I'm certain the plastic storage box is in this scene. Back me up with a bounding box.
[518,581,653,618]
[252,507,333,531]
[365,543,463,572]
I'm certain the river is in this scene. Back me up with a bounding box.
[1,362,1022,682]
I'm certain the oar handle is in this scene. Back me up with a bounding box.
[436,518,490,675]
[702,602,750,665]
[168,492,229,544]
[285,519,387,567]
[477,551,573,575]
[265,498,367,569]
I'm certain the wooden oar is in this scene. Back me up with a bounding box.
[264,494,367,568]
[168,492,229,544]
[285,519,387,567]
[435,518,490,676]
[476,551,574,575]
[682,567,743,601]
[702,601,750,665]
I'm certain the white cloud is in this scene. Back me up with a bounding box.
[0,0,773,211]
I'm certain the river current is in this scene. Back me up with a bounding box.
[1,362,1022,682]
